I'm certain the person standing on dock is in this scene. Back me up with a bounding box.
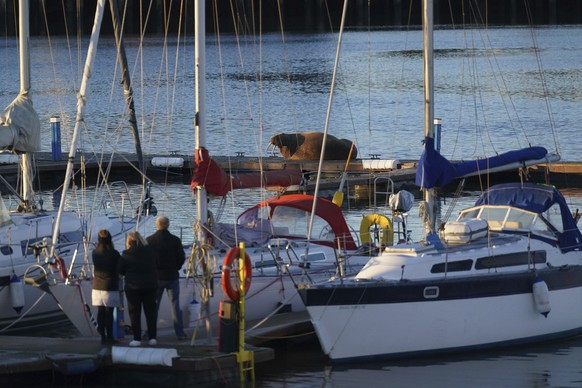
[91,229,121,345]
[147,216,187,340]
[118,231,159,347]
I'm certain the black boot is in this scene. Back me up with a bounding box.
[105,307,118,344]
[97,307,107,344]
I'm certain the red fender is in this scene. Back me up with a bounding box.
[221,247,252,301]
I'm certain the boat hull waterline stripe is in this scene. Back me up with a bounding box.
[300,265,582,306]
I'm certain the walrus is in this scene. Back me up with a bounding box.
[268,132,357,161]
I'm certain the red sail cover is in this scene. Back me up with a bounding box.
[190,148,303,196]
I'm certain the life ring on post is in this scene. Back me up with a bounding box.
[221,247,252,301]
[360,213,394,247]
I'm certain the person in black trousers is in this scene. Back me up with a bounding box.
[147,216,187,340]
[118,231,158,347]
[91,229,121,345]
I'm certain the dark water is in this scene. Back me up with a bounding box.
[253,335,582,388]
[2,25,582,387]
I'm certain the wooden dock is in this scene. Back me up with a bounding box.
[1,151,581,191]
[0,310,318,386]
[0,325,278,386]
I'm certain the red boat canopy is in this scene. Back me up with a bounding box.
[237,194,358,251]
[190,148,303,197]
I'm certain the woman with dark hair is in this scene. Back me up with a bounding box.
[118,231,159,347]
[92,229,121,345]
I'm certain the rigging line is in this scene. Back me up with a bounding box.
[212,1,242,231]
[275,0,299,136]
[168,0,186,154]
[160,0,178,155]
[42,1,70,123]
[308,0,349,246]
[245,290,299,334]
[134,0,155,153]
[323,0,359,147]
[473,22,531,149]
[526,24,560,155]
[227,0,262,159]
[367,0,371,136]
[0,292,48,333]
[442,178,465,224]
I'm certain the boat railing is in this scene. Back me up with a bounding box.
[99,181,138,218]
[373,175,395,207]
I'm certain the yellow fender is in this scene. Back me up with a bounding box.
[360,213,394,247]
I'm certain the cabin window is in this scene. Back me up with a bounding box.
[460,208,480,219]
[478,207,508,230]
[271,206,333,241]
[430,259,473,273]
[505,209,534,229]
[542,203,564,233]
[475,250,547,269]
[0,245,12,255]
[239,207,272,231]
[300,251,327,263]
[460,206,540,231]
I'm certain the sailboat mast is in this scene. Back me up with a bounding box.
[50,0,106,256]
[194,0,208,245]
[108,0,145,177]
[19,0,34,209]
[422,0,436,234]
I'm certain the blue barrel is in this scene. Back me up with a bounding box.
[51,116,62,160]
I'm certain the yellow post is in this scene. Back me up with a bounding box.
[236,242,254,383]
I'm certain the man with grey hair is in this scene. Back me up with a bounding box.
[147,216,187,340]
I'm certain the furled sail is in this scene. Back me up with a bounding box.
[0,91,41,153]
[191,148,303,197]
[415,137,552,189]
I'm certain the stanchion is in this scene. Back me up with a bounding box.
[236,242,255,384]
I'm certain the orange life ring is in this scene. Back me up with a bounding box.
[221,247,252,301]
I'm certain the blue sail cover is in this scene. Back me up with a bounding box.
[476,183,582,253]
[415,137,549,189]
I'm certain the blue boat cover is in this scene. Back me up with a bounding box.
[415,137,548,189]
[476,183,582,253]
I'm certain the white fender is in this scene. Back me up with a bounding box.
[532,277,550,317]
[10,274,24,314]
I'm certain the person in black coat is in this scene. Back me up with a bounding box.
[147,216,187,340]
[92,229,121,345]
[118,231,158,347]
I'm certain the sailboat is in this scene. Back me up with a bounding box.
[0,0,156,335]
[297,0,582,362]
[29,0,396,342]
[183,0,399,340]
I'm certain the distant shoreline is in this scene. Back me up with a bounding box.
[1,0,581,37]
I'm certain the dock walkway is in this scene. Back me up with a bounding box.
[0,324,282,386]
[0,310,315,386]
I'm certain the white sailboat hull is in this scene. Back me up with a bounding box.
[0,211,155,334]
[307,284,582,361]
[41,241,370,339]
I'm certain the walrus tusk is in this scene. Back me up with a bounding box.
[265,142,277,156]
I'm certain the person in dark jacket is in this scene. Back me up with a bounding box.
[92,229,121,345]
[147,216,187,340]
[118,231,158,347]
